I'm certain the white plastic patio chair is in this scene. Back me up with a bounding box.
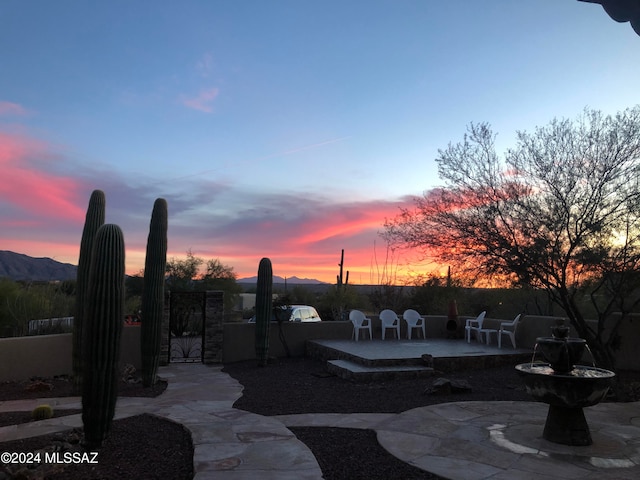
[349,310,372,341]
[402,309,426,339]
[464,311,487,343]
[380,309,401,340]
[498,314,521,348]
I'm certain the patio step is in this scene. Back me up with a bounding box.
[327,359,434,382]
[307,339,533,382]
[306,340,427,368]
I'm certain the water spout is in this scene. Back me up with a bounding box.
[584,344,597,368]
[531,343,539,367]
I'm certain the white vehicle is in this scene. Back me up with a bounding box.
[285,305,322,322]
[248,305,322,323]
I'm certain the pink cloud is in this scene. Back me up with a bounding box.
[0,132,86,222]
[169,197,417,283]
[0,133,424,284]
[181,87,220,113]
[0,101,28,116]
[293,201,405,246]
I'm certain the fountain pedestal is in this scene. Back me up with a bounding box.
[516,325,615,446]
[544,405,591,446]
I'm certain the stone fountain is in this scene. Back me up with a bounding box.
[515,320,615,446]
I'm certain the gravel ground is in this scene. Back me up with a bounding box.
[0,414,193,480]
[2,358,639,480]
[222,356,534,416]
[222,357,531,480]
[222,356,640,480]
[0,376,190,480]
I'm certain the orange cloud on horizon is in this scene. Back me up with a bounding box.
[169,198,421,284]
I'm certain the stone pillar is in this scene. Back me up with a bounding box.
[203,290,224,365]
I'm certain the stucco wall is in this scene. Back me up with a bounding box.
[2,313,639,381]
[223,321,353,363]
[601,313,640,371]
[222,316,463,363]
[0,326,141,382]
[224,313,640,370]
[469,314,640,370]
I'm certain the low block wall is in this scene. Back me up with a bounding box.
[602,313,640,371]
[0,326,142,382]
[468,314,640,370]
[224,313,640,370]
[3,313,639,380]
[223,321,353,363]
[223,315,498,362]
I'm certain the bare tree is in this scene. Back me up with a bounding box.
[385,106,640,371]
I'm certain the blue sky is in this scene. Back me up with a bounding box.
[1,0,639,283]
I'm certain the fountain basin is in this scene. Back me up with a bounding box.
[535,336,587,373]
[516,364,615,408]
[516,363,615,446]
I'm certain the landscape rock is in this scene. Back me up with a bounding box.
[424,377,473,395]
[421,354,434,367]
[121,363,139,383]
[23,381,53,393]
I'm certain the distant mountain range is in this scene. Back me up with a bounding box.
[0,251,328,285]
[0,250,78,282]
[237,275,328,285]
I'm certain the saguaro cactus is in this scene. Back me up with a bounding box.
[81,224,125,449]
[335,249,350,321]
[141,198,168,387]
[337,248,349,290]
[73,189,106,390]
[254,257,273,367]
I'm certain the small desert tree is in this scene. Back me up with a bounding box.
[165,251,240,312]
[165,250,203,291]
[201,258,242,312]
[385,106,640,371]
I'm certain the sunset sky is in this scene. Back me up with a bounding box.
[1,1,639,284]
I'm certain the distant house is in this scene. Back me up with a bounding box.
[234,293,282,312]
[235,293,256,311]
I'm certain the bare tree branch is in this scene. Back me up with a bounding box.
[385,106,640,370]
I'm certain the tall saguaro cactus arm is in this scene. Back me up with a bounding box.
[73,190,106,389]
[81,224,125,450]
[337,248,349,289]
[254,257,273,367]
[335,249,350,321]
[141,198,168,387]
